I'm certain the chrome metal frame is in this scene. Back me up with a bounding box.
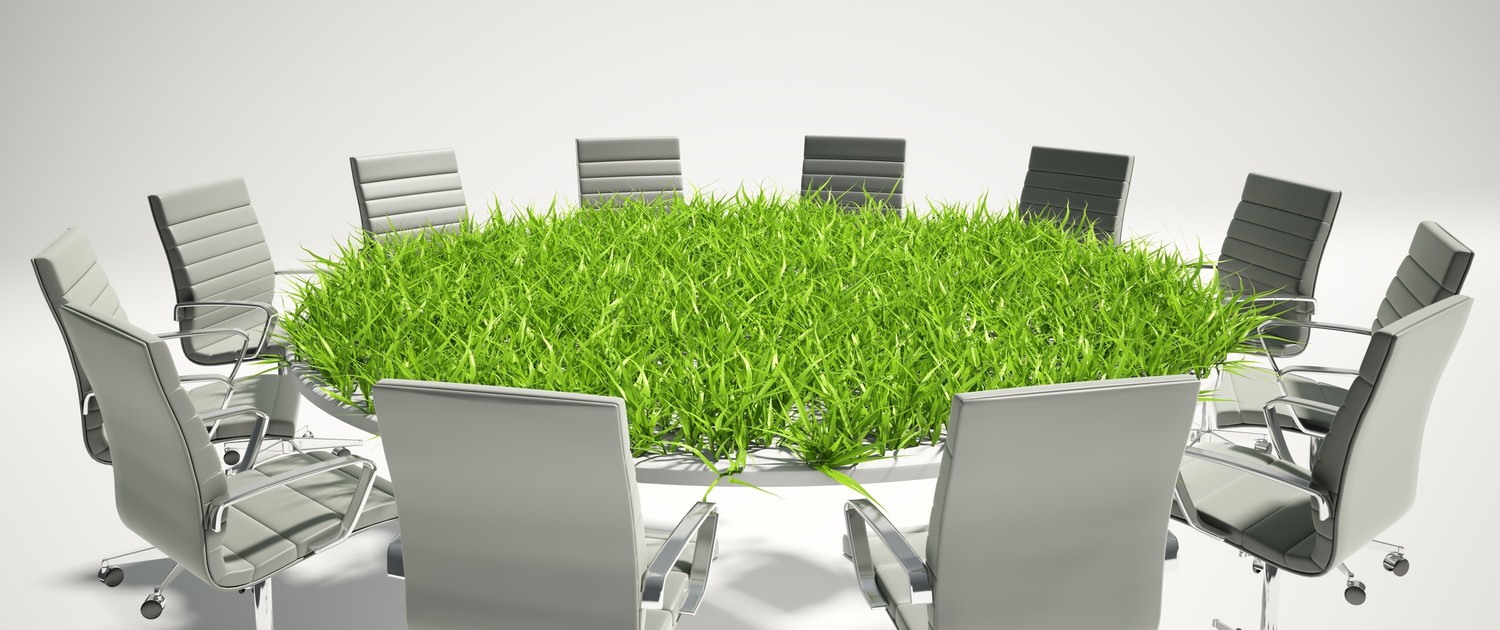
[843,498,933,609]
[642,501,719,615]
[1260,396,1340,462]
[173,300,276,360]
[206,453,377,549]
[250,579,273,629]
[1212,561,1280,630]
[157,327,251,384]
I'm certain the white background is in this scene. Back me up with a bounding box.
[2,1,1497,627]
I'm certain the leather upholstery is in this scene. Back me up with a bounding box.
[147,178,281,365]
[1180,296,1473,576]
[853,375,1199,629]
[1018,146,1134,242]
[577,137,683,208]
[373,380,698,630]
[32,228,298,463]
[57,303,397,590]
[1217,174,1341,357]
[350,148,468,238]
[801,135,906,211]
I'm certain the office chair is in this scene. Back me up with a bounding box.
[375,379,719,630]
[1174,295,1473,630]
[801,135,906,212]
[350,148,469,238]
[577,136,684,208]
[842,375,1200,629]
[1017,145,1135,243]
[58,302,398,628]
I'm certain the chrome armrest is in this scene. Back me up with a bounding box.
[643,501,719,615]
[844,499,933,609]
[198,406,268,468]
[274,268,315,276]
[1262,395,1340,457]
[1256,319,1372,336]
[1183,445,1333,521]
[181,373,235,409]
[157,328,252,382]
[205,453,377,551]
[174,300,278,358]
[1276,365,1360,379]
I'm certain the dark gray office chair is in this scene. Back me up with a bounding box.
[577,136,684,208]
[1018,146,1134,243]
[375,379,718,630]
[1214,221,1474,436]
[58,302,398,629]
[1174,295,1473,630]
[842,374,1200,629]
[350,148,468,238]
[801,135,905,212]
[1208,173,1342,358]
[148,177,312,368]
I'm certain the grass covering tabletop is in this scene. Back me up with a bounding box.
[283,190,1269,484]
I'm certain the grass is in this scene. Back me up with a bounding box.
[281,189,1272,488]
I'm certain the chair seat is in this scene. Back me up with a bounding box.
[843,524,931,630]
[213,451,398,587]
[187,373,300,440]
[1175,442,1329,575]
[186,322,288,365]
[1213,371,1343,434]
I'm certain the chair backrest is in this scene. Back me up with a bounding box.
[576,137,683,208]
[1216,173,1341,298]
[1372,221,1473,331]
[32,228,129,464]
[350,148,468,238]
[1018,146,1134,243]
[925,374,1199,629]
[1311,295,1472,567]
[801,135,905,211]
[57,303,229,586]
[148,177,277,363]
[373,379,647,630]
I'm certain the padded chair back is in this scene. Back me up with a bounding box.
[576,137,683,208]
[1217,173,1341,298]
[148,177,276,364]
[1311,295,1472,567]
[925,374,1199,629]
[1018,146,1134,243]
[32,228,130,463]
[57,303,228,585]
[350,148,468,238]
[801,135,905,211]
[373,380,647,630]
[1372,221,1473,331]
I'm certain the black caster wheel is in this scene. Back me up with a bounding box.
[1383,553,1410,576]
[223,450,241,466]
[1251,561,1263,574]
[98,566,124,587]
[1344,581,1367,605]
[141,597,164,619]
[237,588,246,594]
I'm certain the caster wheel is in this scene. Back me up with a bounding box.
[141,598,164,619]
[223,450,241,466]
[1344,581,1367,605]
[98,566,124,587]
[1384,553,1410,576]
[1251,561,1263,574]
[333,447,351,457]
[237,588,246,594]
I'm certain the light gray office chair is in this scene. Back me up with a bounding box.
[148,177,312,368]
[842,374,1200,630]
[577,136,684,208]
[1018,146,1135,243]
[350,148,468,238]
[374,379,718,630]
[1214,221,1473,438]
[1207,173,1342,358]
[58,302,398,628]
[1174,295,1473,630]
[801,135,906,212]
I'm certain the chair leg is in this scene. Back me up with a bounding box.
[1212,561,1280,630]
[97,545,165,587]
[139,563,182,620]
[251,579,274,630]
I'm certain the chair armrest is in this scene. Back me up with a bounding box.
[205,453,378,550]
[198,406,269,468]
[1183,445,1333,521]
[1275,365,1361,379]
[275,268,316,276]
[643,501,719,615]
[157,327,253,383]
[1256,320,1372,337]
[174,300,278,358]
[843,499,933,609]
[1261,395,1340,457]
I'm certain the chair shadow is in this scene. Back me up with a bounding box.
[680,547,857,629]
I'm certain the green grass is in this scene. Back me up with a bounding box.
[282,189,1271,484]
